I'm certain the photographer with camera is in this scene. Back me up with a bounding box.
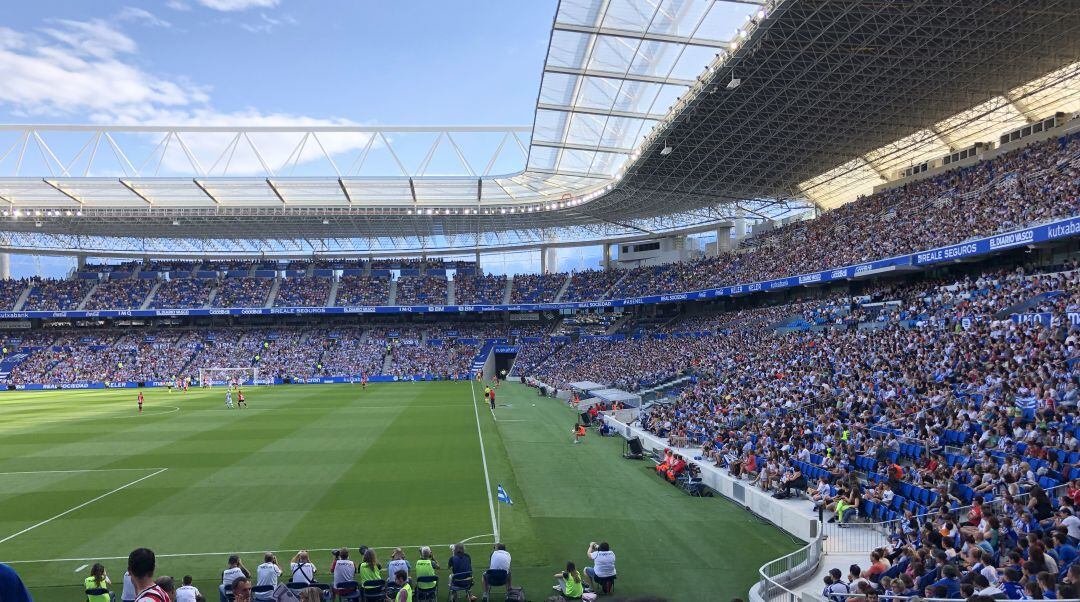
[331,548,356,594]
[585,542,616,591]
[219,556,250,602]
[256,553,282,591]
[289,551,317,585]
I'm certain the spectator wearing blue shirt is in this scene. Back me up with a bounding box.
[930,564,961,599]
[1055,532,1078,573]
[1000,568,1026,600]
[0,562,32,602]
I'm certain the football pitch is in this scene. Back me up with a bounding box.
[0,381,797,601]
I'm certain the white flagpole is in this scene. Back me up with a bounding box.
[497,499,502,542]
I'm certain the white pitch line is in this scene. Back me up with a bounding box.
[0,468,168,476]
[0,468,169,546]
[74,563,88,572]
[470,382,500,543]
[1,539,499,565]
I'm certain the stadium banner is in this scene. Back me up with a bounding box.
[1011,312,1053,327]
[1069,312,1080,326]
[493,345,518,353]
[9,374,472,390]
[2,216,1077,321]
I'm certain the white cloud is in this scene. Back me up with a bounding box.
[196,0,280,11]
[0,23,205,116]
[41,19,137,59]
[239,12,295,34]
[165,0,191,11]
[116,7,173,29]
[0,18,371,177]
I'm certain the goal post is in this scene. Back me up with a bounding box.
[199,367,262,387]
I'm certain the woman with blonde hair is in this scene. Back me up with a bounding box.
[298,587,322,602]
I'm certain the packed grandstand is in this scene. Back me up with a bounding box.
[0,0,1079,601]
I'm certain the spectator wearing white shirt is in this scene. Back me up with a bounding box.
[483,543,512,595]
[176,576,201,602]
[385,548,410,586]
[122,571,136,602]
[255,553,282,598]
[331,548,356,588]
[289,551,317,585]
[585,541,616,588]
[220,556,250,602]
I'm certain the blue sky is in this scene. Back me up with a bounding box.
[0,0,554,125]
[0,0,570,277]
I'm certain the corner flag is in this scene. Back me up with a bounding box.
[497,484,513,505]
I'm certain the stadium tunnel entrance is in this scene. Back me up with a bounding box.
[492,345,518,380]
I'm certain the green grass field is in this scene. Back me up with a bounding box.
[0,381,797,601]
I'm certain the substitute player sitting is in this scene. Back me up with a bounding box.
[573,423,586,444]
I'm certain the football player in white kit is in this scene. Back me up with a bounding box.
[225,389,234,408]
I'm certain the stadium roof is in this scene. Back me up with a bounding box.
[0,0,1076,257]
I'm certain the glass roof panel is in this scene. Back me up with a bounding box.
[555,0,601,27]
[601,0,656,34]
[647,0,714,38]
[548,29,591,69]
[538,72,578,106]
[532,110,570,143]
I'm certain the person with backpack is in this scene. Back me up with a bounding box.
[289,551,318,585]
[128,548,170,602]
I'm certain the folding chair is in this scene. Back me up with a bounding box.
[593,575,616,595]
[415,575,439,601]
[360,580,385,602]
[251,585,275,602]
[86,587,112,602]
[334,580,361,602]
[447,571,473,601]
[482,569,510,599]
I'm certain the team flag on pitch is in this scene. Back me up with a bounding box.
[497,484,513,505]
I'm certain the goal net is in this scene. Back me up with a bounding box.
[199,367,263,387]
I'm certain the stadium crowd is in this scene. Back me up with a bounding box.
[454,274,507,304]
[273,277,332,307]
[334,275,390,306]
[84,279,156,310]
[510,273,567,303]
[214,278,273,308]
[395,276,448,306]
[150,279,216,309]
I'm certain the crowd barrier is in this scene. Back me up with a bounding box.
[603,415,819,541]
[1,215,1076,320]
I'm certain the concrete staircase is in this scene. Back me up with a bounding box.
[76,282,100,310]
[326,278,340,307]
[447,280,456,305]
[387,280,398,305]
[552,274,572,302]
[204,285,219,309]
[381,352,394,375]
[603,271,631,299]
[12,285,31,311]
[263,278,281,308]
[502,277,513,304]
[140,281,163,310]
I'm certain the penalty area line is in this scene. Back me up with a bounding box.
[0,468,169,546]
